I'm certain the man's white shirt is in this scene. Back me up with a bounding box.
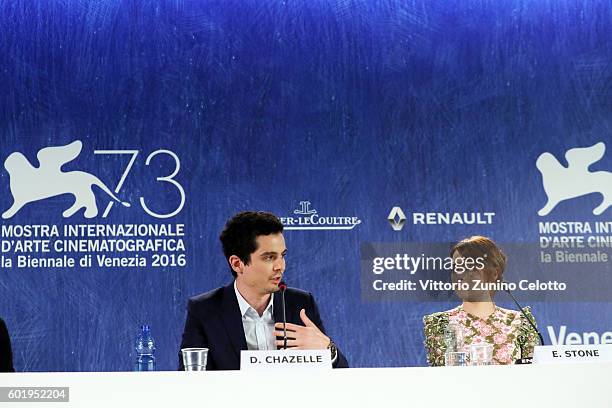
[234,281,276,351]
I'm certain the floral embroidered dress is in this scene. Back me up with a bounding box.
[423,306,539,366]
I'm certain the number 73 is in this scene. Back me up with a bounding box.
[93,149,186,219]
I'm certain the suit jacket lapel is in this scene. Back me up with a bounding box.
[221,283,247,359]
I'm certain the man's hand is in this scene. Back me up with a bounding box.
[274,309,330,349]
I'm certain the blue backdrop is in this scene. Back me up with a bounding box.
[1,0,611,371]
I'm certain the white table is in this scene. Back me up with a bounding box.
[1,363,610,407]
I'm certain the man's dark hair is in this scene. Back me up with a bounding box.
[220,211,284,277]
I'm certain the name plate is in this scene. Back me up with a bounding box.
[240,349,331,371]
[533,344,612,364]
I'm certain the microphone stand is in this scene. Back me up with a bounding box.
[279,282,288,349]
[503,281,545,364]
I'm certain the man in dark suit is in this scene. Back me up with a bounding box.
[179,211,348,370]
[0,318,15,372]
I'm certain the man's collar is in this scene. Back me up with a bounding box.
[233,280,274,317]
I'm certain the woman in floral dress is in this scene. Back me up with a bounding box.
[423,236,540,366]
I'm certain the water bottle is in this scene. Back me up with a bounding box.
[444,323,467,366]
[134,325,156,371]
[443,322,464,352]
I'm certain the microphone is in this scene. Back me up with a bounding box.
[278,281,288,349]
[502,281,545,364]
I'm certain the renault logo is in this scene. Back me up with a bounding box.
[387,207,406,231]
